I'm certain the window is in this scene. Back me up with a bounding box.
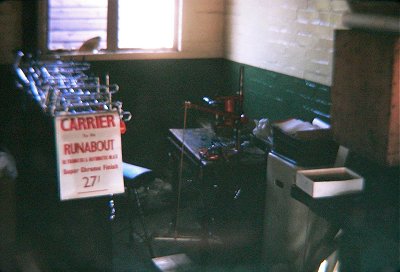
[42,0,180,52]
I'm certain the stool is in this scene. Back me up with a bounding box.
[122,162,155,258]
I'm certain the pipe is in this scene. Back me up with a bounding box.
[343,12,400,33]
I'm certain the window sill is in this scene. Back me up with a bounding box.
[45,49,220,62]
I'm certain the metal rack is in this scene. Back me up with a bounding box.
[14,51,131,122]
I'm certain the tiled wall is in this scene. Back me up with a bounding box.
[223,61,332,123]
[224,0,350,86]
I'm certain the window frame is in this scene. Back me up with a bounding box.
[38,0,182,60]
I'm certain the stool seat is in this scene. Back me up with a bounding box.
[123,163,154,193]
[122,162,153,183]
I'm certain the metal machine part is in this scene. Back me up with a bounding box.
[184,67,247,153]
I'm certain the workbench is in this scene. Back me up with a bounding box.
[167,127,267,259]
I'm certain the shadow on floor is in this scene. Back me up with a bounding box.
[112,177,266,272]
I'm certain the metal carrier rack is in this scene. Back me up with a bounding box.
[14,51,131,122]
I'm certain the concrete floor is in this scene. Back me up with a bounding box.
[111,177,266,272]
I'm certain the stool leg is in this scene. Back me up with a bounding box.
[127,188,135,245]
[132,187,155,258]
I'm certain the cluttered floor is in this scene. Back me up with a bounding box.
[111,176,267,272]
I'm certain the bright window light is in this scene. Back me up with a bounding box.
[118,0,175,49]
[45,0,178,51]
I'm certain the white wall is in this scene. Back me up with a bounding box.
[224,0,350,86]
[180,0,225,57]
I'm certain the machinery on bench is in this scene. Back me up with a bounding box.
[184,66,249,160]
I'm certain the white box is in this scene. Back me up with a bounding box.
[296,167,364,198]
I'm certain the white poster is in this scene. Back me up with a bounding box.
[55,111,125,200]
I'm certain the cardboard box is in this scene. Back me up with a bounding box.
[296,167,364,198]
[272,126,338,167]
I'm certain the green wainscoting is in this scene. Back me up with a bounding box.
[1,59,332,173]
[89,59,227,170]
[223,61,332,123]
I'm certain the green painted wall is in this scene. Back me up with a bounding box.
[1,58,331,173]
[223,61,332,123]
[89,59,227,170]
[87,59,331,172]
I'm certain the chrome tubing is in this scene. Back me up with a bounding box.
[14,51,131,120]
